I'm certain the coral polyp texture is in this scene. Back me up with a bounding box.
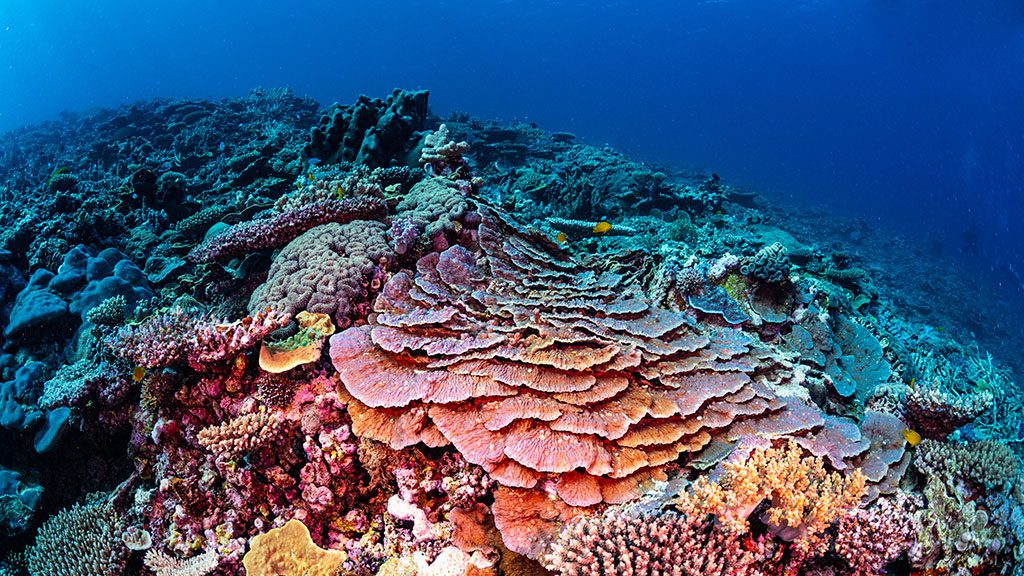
[1,88,1022,576]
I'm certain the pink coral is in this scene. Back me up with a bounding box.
[187,197,387,263]
[330,208,825,557]
[544,508,767,576]
[108,308,291,370]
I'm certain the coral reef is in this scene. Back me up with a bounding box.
[0,87,1020,576]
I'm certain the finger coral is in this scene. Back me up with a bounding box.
[196,407,286,459]
[26,496,127,576]
[258,311,336,373]
[544,507,767,576]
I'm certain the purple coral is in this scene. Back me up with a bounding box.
[107,308,291,370]
[248,220,393,328]
[187,197,386,263]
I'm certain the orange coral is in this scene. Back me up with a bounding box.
[675,441,866,555]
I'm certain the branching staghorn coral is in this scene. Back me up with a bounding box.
[544,508,768,576]
[26,496,127,576]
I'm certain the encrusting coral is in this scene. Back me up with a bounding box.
[242,518,346,576]
[258,311,337,373]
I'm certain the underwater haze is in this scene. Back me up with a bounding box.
[2,0,1023,280]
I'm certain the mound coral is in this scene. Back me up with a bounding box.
[249,220,392,328]
[330,208,828,555]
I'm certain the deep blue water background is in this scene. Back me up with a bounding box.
[1,0,1022,294]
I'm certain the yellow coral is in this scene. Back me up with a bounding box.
[242,519,346,576]
[259,311,336,374]
[674,441,866,554]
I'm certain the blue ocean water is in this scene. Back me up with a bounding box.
[2,1,1023,288]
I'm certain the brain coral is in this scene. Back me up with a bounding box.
[250,220,392,328]
[330,208,827,555]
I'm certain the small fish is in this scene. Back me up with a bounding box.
[593,221,612,234]
[334,185,344,197]
[909,378,916,389]
[902,429,922,447]
[307,172,315,181]
[937,326,945,332]
[132,366,146,383]
[556,232,568,243]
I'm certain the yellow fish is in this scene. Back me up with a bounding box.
[902,429,922,447]
[334,185,344,197]
[132,366,146,383]
[556,232,567,243]
[909,378,916,389]
[593,221,612,234]
[307,172,315,181]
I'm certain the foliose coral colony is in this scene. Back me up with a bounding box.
[0,88,1022,576]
